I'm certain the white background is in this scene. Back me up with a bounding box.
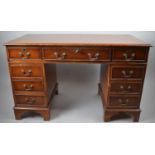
[0,0,155,155]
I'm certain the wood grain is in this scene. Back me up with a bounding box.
[5,34,151,122]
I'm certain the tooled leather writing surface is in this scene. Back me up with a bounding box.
[5,34,150,46]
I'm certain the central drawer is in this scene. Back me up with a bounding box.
[43,47,111,61]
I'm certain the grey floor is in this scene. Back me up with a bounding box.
[0,63,155,123]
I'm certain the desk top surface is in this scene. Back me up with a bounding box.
[5,34,151,47]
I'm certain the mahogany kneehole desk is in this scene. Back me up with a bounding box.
[5,34,151,122]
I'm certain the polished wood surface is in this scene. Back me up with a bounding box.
[109,82,142,94]
[10,63,43,78]
[12,81,44,92]
[15,95,46,107]
[112,47,148,62]
[8,47,42,59]
[5,34,151,122]
[110,65,146,80]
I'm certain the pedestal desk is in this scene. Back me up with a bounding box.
[5,34,151,122]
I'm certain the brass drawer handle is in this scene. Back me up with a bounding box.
[23,84,33,91]
[119,99,123,104]
[119,85,132,92]
[121,70,134,78]
[120,85,124,89]
[21,69,32,76]
[123,52,135,61]
[119,98,129,105]
[25,98,36,104]
[25,52,31,58]
[54,52,66,60]
[18,52,23,57]
[18,51,31,59]
[88,53,100,61]
[74,48,80,53]
[127,85,132,90]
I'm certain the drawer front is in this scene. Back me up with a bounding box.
[110,82,142,94]
[8,47,42,59]
[12,81,44,91]
[15,95,46,107]
[112,47,148,62]
[43,47,111,61]
[108,95,140,108]
[10,64,43,78]
[111,65,146,80]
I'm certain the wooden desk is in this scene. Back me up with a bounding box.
[5,34,151,122]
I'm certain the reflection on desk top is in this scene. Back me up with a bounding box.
[5,34,151,47]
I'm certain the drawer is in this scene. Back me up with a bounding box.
[15,95,46,107]
[111,65,146,80]
[43,47,111,61]
[112,47,148,62]
[12,81,44,91]
[10,64,43,78]
[108,95,140,108]
[110,82,142,94]
[7,47,42,59]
